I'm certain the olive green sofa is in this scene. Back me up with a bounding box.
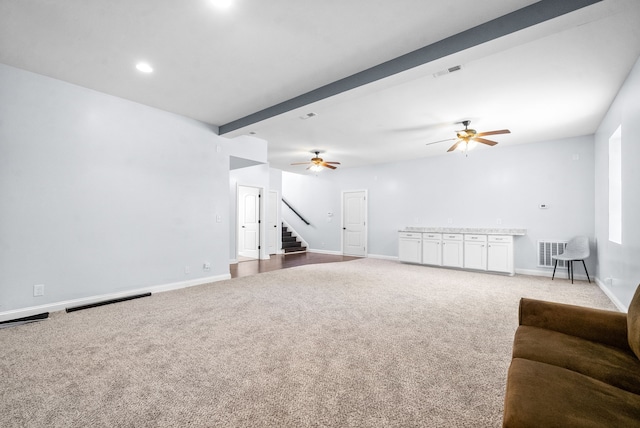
[503,285,640,427]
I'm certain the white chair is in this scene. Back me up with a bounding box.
[552,236,591,284]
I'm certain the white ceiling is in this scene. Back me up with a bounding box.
[1,0,639,172]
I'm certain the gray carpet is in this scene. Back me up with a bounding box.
[0,259,616,427]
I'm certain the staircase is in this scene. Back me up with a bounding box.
[282,223,306,253]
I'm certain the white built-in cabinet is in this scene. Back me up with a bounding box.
[442,234,464,268]
[399,231,515,275]
[487,235,514,273]
[464,234,487,270]
[398,232,422,264]
[422,233,442,265]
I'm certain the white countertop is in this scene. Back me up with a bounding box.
[400,227,527,236]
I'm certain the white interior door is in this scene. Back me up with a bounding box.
[238,185,261,259]
[267,190,279,255]
[342,190,367,257]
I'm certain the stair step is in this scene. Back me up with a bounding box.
[283,241,303,248]
[281,224,306,253]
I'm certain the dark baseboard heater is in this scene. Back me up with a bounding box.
[65,292,151,313]
[0,312,49,329]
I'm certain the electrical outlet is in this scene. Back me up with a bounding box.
[203,262,211,272]
[33,284,45,297]
[496,218,502,225]
[184,266,190,274]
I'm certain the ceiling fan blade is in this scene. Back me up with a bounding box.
[426,138,456,146]
[324,161,341,164]
[321,162,337,169]
[473,137,498,146]
[476,129,510,137]
[291,162,311,165]
[447,141,462,152]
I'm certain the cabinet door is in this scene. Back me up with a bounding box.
[487,235,514,274]
[464,241,487,270]
[422,239,442,265]
[487,243,513,273]
[399,238,422,263]
[442,240,463,267]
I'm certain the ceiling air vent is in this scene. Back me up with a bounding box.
[433,65,463,78]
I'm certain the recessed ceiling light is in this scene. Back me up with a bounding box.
[136,62,153,73]
[210,0,234,10]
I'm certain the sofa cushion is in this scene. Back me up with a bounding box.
[503,358,640,428]
[628,284,640,359]
[513,325,640,395]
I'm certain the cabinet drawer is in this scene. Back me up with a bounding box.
[423,233,442,240]
[399,232,422,239]
[464,234,487,242]
[442,233,463,241]
[488,235,513,243]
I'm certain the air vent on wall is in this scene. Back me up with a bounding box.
[433,65,463,78]
[537,240,568,268]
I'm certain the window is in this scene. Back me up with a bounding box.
[609,125,622,244]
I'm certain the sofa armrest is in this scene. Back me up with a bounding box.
[519,298,631,352]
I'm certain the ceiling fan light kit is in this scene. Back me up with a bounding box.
[426,120,510,155]
[291,151,340,171]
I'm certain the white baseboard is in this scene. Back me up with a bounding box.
[595,277,628,312]
[0,273,231,323]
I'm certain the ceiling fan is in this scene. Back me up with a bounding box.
[426,120,510,153]
[291,151,341,171]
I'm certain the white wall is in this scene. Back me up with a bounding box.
[282,171,343,253]
[594,55,640,310]
[282,135,596,274]
[0,64,231,318]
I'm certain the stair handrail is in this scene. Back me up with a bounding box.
[282,198,311,225]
